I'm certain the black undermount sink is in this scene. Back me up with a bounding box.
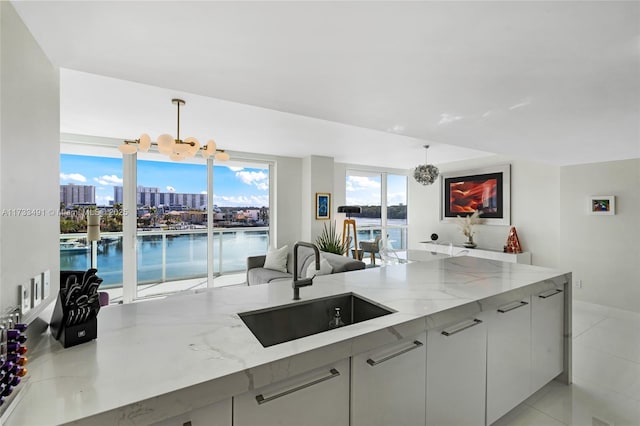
[238,293,395,347]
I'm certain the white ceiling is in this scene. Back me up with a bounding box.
[12,1,640,168]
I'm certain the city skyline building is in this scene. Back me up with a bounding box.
[60,183,95,206]
[114,186,208,210]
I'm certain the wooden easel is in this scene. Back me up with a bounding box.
[342,219,359,259]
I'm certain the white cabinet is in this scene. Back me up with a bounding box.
[531,288,565,392]
[234,358,349,426]
[417,243,532,264]
[352,332,427,426]
[151,398,232,426]
[426,317,487,426]
[486,297,532,425]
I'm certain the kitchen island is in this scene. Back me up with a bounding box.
[5,256,571,426]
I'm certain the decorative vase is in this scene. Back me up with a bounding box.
[463,235,477,248]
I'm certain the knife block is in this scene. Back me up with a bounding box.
[50,289,98,348]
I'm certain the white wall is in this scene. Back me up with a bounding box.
[301,155,334,242]
[272,155,303,249]
[0,3,60,317]
[559,159,640,313]
[408,156,561,268]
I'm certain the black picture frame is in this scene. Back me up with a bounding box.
[441,165,511,226]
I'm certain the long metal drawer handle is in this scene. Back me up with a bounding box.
[538,289,563,299]
[255,368,340,405]
[497,300,529,313]
[366,340,424,366]
[441,318,483,336]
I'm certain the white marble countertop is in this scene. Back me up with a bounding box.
[6,257,569,426]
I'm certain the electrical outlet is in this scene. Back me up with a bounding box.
[19,283,31,314]
[32,274,42,307]
[42,269,51,299]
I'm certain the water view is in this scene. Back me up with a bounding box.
[61,221,406,289]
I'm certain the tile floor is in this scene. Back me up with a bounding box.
[497,301,640,426]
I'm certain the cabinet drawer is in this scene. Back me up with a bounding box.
[486,297,532,425]
[352,332,427,426]
[234,358,349,426]
[151,398,231,426]
[426,318,486,426]
[531,288,564,392]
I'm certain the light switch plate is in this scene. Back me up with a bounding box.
[42,269,51,299]
[32,275,42,307]
[19,283,31,314]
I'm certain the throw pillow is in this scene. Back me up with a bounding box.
[263,245,288,273]
[306,256,333,278]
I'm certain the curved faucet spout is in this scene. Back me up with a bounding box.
[292,242,320,300]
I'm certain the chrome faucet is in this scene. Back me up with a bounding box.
[292,242,320,300]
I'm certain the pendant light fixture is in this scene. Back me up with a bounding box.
[118,99,230,162]
[413,145,439,185]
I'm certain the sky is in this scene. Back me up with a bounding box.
[60,154,407,209]
[346,173,407,206]
[60,154,269,207]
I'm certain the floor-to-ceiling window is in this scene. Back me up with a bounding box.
[60,140,271,301]
[345,170,408,259]
[386,174,408,252]
[59,153,124,288]
[135,156,209,297]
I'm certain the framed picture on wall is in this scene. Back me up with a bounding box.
[441,164,511,226]
[588,195,615,215]
[316,192,331,220]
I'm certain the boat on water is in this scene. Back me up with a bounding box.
[60,241,91,254]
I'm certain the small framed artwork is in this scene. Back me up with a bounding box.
[588,195,615,215]
[316,192,331,220]
[440,164,511,226]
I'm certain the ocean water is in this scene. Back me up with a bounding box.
[61,230,269,288]
[60,220,406,288]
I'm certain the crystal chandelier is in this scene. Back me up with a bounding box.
[413,145,439,185]
[118,98,229,162]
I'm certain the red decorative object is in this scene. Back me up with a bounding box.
[505,227,522,253]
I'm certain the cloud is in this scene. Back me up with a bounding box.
[95,195,114,206]
[226,166,244,172]
[214,194,269,207]
[93,174,123,185]
[166,186,175,193]
[235,171,269,191]
[387,192,407,205]
[60,173,87,183]
[200,191,207,195]
[345,196,378,206]
[346,176,381,192]
[438,113,464,125]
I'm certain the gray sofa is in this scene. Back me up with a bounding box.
[246,245,365,285]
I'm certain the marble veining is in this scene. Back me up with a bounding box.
[5,257,570,426]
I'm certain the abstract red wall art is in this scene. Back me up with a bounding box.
[442,168,508,222]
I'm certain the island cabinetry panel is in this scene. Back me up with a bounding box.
[485,296,532,425]
[234,358,349,426]
[426,317,487,426]
[351,332,427,426]
[151,397,231,426]
[531,287,565,392]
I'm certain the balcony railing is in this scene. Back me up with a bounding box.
[60,227,270,288]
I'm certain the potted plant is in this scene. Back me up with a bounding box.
[315,221,349,255]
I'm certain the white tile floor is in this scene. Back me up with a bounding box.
[496,301,640,426]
